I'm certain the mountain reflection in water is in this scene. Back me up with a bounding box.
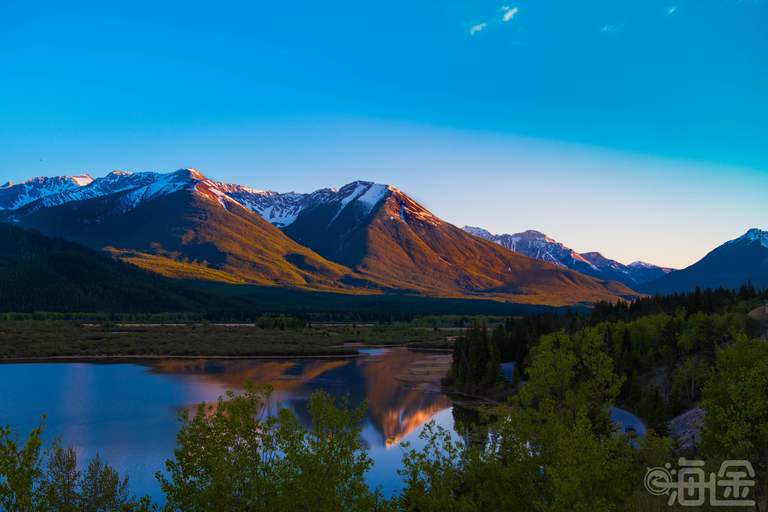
[143,347,451,448]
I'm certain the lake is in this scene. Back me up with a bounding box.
[0,348,455,503]
[1,347,646,505]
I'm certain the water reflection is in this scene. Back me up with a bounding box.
[142,347,451,447]
[0,348,453,501]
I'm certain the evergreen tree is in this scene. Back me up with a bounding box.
[640,386,670,437]
[626,369,642,408]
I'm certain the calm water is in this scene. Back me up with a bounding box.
[0,348,454,503]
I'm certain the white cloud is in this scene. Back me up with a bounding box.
[668,6,676,14]
[470,23,487,35]
[600,24,618,35]
[503,7,518,21]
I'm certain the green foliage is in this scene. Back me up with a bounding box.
[700,332,768,508]
[254,315,306,330]
[274,391,383,512]
[79,453,132,512]
[0,418,52,512]
[396,329,674,512]
[157,381,384,512]
[43,447,79,512]
[0,421,153,512]
[394,421,478,512]
[670,356,708,403]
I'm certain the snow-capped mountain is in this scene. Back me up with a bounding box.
[0,169,202,223]
[462,228,593,269]
[462,226,675,289]
[636,228,768,295]
[724,228,768,250]
[0,174,93,211]
[0,168,638,306]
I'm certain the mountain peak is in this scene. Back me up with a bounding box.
[726,228,768,248]
[637,228,768,295]
[180,168,206,180]
[517,230,557,243]
[743,228,767,241]
[462,226,494,238]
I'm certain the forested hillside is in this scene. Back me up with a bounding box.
[0,223,234,313]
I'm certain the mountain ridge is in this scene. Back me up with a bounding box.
[462,226,675,289]
[1,168,640,306]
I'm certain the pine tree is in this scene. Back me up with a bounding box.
[626,369,642,408]
[640,386,670,437]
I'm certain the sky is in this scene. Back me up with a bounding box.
[1,0,766,269]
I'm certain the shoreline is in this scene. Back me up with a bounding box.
[0,353,361,362]
[0,344,452,363]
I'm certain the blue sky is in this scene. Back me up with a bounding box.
[1,0,766,268]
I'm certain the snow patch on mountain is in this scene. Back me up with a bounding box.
[326,181,391,226]
[463,226,494,238]
[217,180,393,228]
[215,183,336,228]
[355,182,390,208]
[71,174,94,186]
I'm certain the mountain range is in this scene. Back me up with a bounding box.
[0,169,638,307]
[2,168,763,306]
[461,227,675,288]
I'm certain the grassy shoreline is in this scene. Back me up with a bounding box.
[0,320,452,359]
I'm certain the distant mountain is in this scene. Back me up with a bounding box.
[462,226,674,289]
[636,229,768,295]
[1,169,639,307]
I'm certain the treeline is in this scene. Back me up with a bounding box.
[589,281,766,325]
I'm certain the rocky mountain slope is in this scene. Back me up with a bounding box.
[462,226,674,289]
